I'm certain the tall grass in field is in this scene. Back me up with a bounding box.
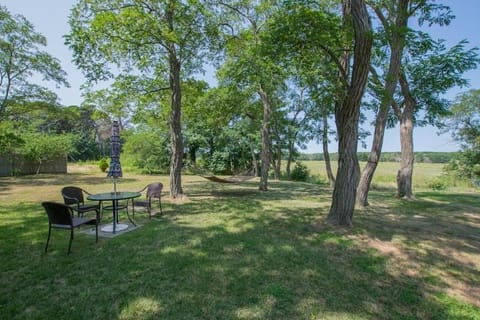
[301,161,470,191]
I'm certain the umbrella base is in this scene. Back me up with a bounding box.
[101,223,129,233]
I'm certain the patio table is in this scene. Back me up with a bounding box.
[87,191,141,234]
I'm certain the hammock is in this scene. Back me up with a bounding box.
[200,172,256,183]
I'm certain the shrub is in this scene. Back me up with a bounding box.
[290,162,310,182]
[99,157,109,172]
[309,174,329,186]
[428,178,447,191]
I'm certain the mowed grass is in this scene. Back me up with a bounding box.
[0,162,479,319]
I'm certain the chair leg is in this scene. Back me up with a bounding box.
[68,228,74,255]
[45,224,52,252]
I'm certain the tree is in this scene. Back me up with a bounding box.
[394,38,478,198]
[214,0,285,191]
[327,0,372,226]
[357,1,478,203]
[0,5,68,119]
[123,129,170,173]
[21,132,74,174]
[261,0,346,187]
[444,89,480,182]
[0,121,23,157]
[66,0,213,199]
[262,0,371,224]
[357,0,410,206]
[181,81,258,173]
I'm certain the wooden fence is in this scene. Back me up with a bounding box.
[0,155,67,176]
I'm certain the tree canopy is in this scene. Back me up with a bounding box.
[0,5,68,119]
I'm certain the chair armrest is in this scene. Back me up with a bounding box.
[136,186,148,193]
[62,195,81,209]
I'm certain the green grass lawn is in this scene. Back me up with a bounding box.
[0,163,479,319]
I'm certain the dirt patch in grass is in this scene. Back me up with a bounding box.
[347,201,480,308]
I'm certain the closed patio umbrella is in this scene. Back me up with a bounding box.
[107,120,122,193]
[103,120,129,233]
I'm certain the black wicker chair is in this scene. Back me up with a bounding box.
[42,202,98,254]
[61,186,100,219]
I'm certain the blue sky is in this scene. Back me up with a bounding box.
[2,0,479,153]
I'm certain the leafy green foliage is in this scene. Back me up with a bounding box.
[290,161,310,182]
[427,178,447,191]
[402,34,479,127]
[0,5,68,117]
[0,121,24,154]
[122,130,170,174]
[19,132,74,173]
[444,89,480,183]
[98,157,109,172]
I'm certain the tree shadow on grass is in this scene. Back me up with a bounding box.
[353,190,480,308]
[92,210,475,319]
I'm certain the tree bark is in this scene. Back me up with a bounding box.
[327,0,372,226]
[167,6,183,199]
[169,53,184,199]
[356,0,408,207]
[396,71,415,199]
[356,105,389,206]
[258,84,271,191]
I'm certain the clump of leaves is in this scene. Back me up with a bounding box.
[428,178,447,191]
[99,157,109,172]
[290,162,310,182]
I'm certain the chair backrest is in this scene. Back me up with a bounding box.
[146,183,163,199]
[61,186,85,205]
[42,202,73,226]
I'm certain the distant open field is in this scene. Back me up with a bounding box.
[301,161,466,191]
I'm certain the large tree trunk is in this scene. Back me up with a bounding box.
[396,71,416,199]
[397,108,414,199]
[356,0,408,207]
[322,107,335,187]
[166,5,183,199]
[356,106,389,205]
[169,53,183,199]
[258,84,271,191]
[327,0,372,226]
